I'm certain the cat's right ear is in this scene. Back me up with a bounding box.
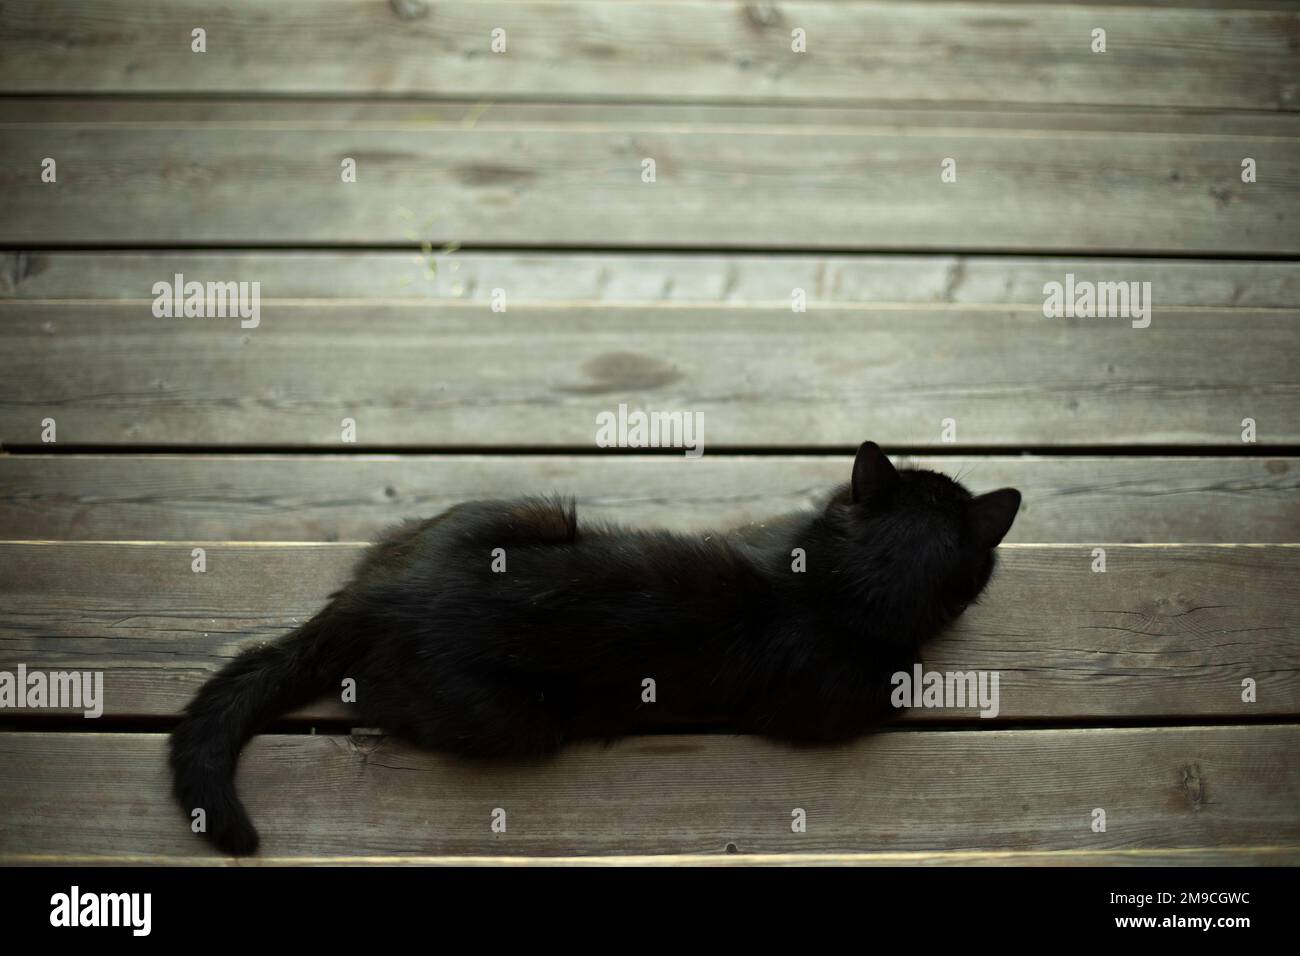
[851,441,899,504]
[968,488,1022,549]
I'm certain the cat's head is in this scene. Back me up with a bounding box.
[825,441,1021,622]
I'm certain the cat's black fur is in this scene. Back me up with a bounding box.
[170,443,1020,855]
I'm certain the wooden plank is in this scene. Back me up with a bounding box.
[5,251,1299,308]
[2,727,1296,857]
[2,301,1295,447]
[0,542,1295,722]
[10,848,1300,867]
[2,101,1297,252]
[12,98,1294,134]
[1,1,1295,110]
[0,455,1296,544]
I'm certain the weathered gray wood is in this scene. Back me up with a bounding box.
[2,101,1296,252]
[1,1,1295,110]
[11,98,1295,134]
[5,251,1298,308]
[2,727,1297,857]
[2,301,1295,447]
[11,848,1300,867]
[0,455,1296,543]
[0,542,1295,721]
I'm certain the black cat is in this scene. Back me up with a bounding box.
[170,442,1021,854]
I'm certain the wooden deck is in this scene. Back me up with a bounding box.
[1,0,1298,865]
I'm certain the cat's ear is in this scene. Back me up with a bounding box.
[969,488,1022,549]
[851,441,899,504]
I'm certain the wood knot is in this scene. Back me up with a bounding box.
[1,251,39,294]
[389,0,430,20]
[744,3,781,29]
[1179,762,1206,810]
[562,351,682,395]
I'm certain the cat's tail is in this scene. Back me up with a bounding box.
[169,609,347,855]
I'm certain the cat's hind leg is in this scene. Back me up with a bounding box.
[360,497,576,584]
[483,495,578,546]
[422,495,578,548]
[392,673,566,761]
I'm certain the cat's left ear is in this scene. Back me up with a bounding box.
[851,441,899,504]
[969,488,1022,549]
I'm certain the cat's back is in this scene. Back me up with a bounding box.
[358,497,766,625]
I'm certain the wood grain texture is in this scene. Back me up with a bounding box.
[2,727,1297,857]
[4,1,1297,871]
[1,1,1296,110]
[5,251,1299,307]
[11,848,1300,867]
[1,542,1295,721]
[2,300,1295,447]
[2,101,1297,252]
[0,455,1296,543]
